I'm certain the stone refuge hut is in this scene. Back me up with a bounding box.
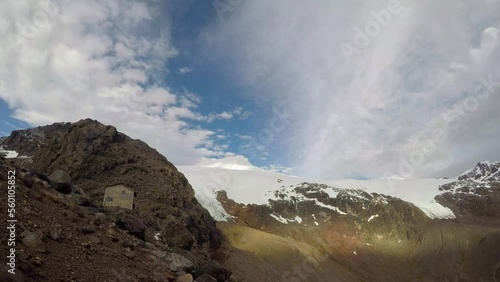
[103,184,135,210]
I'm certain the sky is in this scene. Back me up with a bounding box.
[0,0,499,180]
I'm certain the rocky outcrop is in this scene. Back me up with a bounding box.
[1,119,221,253]
[218,182,429,240]
[436,161,500,224]
[0,153,228,281]
[48,169,72,194]
[458,161,500,182]
[215,179,500,281]
[0,119,231,280]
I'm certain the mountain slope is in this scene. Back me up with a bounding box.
[1,119,222,252]
[179,157,456,221]
[180,157,500,281]
[0,119,240,281]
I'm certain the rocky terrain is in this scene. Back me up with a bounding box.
[0,119,232,281]
[211,163,500,281]
[437,161,500,225]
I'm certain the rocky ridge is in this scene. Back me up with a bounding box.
[212,163,500,281]
[437,161,500,224]
[0,119,232,281]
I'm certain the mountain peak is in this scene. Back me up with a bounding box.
[458,160,500,182]
[198,155,255,170]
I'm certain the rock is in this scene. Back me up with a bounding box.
[195,274,217,282]
[172,248,200,268]
[106,228,120,242]
[22,173,34,188]
[116,214,147,240]
[71,193,93,207]
[48,225,61,241]
[164,253,195,273]
[161,216,195,250]
[41,189,63,203]
[197,259,231,282]
[176,274,193,282]
[80,226,96,234]
[22,232,45,252]
[48,169,72,194]
[31,256,43,267]
[73,186,87,195]
[163,271,175,281]
[125,251,136,260]
[88,235,101,245]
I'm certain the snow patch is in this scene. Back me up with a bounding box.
[323,187,339,198]
[270,214,304,224]
[270,214,289,224]
[367,214,379,222]
[415,200,456,219]
[0,147,19,159]
[314,200,347,215]
[154,233,161,241]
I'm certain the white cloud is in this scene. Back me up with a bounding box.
[0,0,229,165]
[177,67,192,74]
[204,0,500,179]
[235,134,252,140]
[204,107,251,123]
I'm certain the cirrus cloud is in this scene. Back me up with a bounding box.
[203,0,500,179]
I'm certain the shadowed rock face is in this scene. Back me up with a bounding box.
[1,119,222,252]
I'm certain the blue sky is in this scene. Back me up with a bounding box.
[0,99,30,136]
[0,0,286,170]
[1,0,499,179]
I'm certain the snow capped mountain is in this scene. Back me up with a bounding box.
[458,160,500,182]
[179,156,460,221]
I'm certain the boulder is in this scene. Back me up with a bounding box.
[48,225,61,241]
[116,214,147,240]
[171,248,199,268]
[71,193,93,207]
[176,274,193,282]
[195,274,217,282]
[49,169,72,194]
[197,259,231,282]
[161,216,195,250]
[22,232,45,253]
[80,226,96,234]
[164,253,195,273]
